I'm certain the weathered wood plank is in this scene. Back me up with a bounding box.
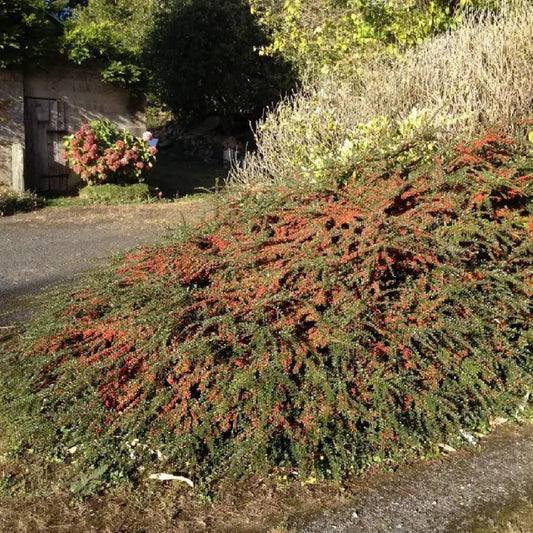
[25,97,68,191]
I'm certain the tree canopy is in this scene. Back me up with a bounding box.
[249,0,501,77]
[145,0,296,122]
[62,0,160,88]
[0,0,65,68]
[1,0,504,120]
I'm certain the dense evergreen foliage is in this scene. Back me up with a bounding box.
[6,127,531,491]
[145,0,296,122]
[249,0,500,76]
[1,0,504,122]
[0,0,64,68]
[61,0,160,88]
[3,0,497,116]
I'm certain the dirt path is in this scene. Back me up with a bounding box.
[0,199,213,326]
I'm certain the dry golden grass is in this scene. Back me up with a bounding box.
[0,457,347,533]
[231,1,533,187]
[362,1,533,139]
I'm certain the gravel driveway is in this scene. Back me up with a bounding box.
[0,200,213,326]
[301,422,533,532]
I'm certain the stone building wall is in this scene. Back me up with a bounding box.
[0,62,145,191]
[23,63,145,137]
[0,69,25,189]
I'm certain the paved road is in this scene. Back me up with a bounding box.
[0,201,212,326]
[301,423,533,532]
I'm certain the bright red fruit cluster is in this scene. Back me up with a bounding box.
[35,127,532,483]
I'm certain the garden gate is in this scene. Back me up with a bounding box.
[24,97,69,192]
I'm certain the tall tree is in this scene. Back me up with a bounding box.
[62,0,160,88]
[250,0,502,77]
[146,0,296,123]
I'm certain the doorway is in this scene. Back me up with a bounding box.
[25,98,69,192]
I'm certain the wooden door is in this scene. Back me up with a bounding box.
[25,98,68,192]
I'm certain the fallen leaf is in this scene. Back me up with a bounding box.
[437,443,456,453]
[489,417,508,428]
[148,473,194,487]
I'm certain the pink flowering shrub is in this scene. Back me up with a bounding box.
[63,119,157,185]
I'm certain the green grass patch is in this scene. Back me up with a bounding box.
[1,183,171,213]
[79,183,155,204]
[45,183,161,208]
[45,182,219,209]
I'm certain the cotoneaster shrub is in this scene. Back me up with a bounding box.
[63,119,157,185]
[10,127,533,493]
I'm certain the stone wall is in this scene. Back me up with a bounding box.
[0,62,145,191]
[0,69,25,189]
[24,63,145,137]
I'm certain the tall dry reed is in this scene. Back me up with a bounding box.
[231,2,533,187]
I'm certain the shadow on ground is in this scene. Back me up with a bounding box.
[0,200,214,327]
[147,143,229,198]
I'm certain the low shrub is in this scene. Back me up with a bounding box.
[63,119,157,186]
[0,185,45,216]
[6,127,533,493]
[78,183,153,204]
